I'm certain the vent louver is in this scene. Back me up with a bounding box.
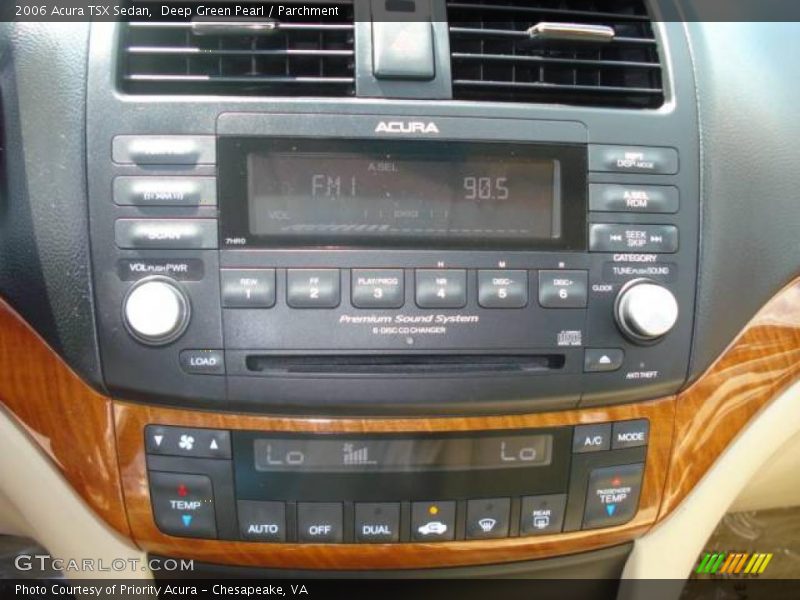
[447,0,664,108]
[120,2,355,96]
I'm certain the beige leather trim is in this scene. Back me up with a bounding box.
[620,379,800,583]
[730,431,800,513]
[0,406,150,580]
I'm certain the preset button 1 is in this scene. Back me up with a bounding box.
[221,269,276,308]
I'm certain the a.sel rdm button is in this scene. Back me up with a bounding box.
[589,184,679,214]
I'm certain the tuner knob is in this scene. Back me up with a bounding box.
[123,277,190,346]
[614,280,678,343]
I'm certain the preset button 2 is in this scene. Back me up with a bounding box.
[287,270,341,309]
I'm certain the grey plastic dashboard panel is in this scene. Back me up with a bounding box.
[0,23,105,390]
[682,21,800,382]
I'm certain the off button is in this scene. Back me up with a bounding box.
[297,503,343,543]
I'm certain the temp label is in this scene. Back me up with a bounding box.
[339,314,480,337]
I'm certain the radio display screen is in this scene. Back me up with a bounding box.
[252,433,552,473]
[218,138,587,250]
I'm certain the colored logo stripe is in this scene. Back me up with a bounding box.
[698,552,773,575]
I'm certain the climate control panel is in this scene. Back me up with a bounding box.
[144,421,649,543]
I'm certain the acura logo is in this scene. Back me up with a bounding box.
[375,121,440,135]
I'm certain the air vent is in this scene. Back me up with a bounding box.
[120,3,355,96]
[447,0,664,108]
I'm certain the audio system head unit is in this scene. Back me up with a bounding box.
[90,101,699,416]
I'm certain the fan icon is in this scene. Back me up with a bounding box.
[178,435,195,451]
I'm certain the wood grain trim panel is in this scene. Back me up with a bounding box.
[114,398,674,569]
[0,299,130,537]
[659,278,800,518]
[0,276,798,568]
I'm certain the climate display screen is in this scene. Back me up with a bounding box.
[252,434,553,473]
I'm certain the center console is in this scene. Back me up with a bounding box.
[84,11,698,573]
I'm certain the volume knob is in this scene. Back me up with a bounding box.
[614,280,678,342]
[123,277,190,345]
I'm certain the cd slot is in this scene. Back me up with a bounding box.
[245,354,565,376]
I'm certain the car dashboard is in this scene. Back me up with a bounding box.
[0,3,799,597]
